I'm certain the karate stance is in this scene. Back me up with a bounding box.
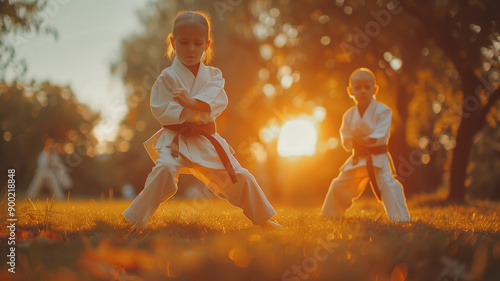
[123,11,280,232]
[320,68,411,222]
[26,139,72,200]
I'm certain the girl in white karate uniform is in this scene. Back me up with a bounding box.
[320,68,411,222]
[123,11,280,231]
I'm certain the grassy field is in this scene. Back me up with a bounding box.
[1,193,500,281]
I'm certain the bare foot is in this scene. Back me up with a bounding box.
[260,220,284,229]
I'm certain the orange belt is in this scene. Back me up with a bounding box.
[163,122,238,184]
[352,142,388,201]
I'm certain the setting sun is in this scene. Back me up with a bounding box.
[277,118,318,157]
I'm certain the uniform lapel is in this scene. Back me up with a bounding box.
[354,99,377,135]
[351,106,361,128]
[191,61,209,96]
[171,57,196,92]
[362,99,377,128]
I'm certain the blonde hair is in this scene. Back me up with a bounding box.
[349,67,377,87]
[165,10,214,65]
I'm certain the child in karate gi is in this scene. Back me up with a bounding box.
[320,68,411,222]
[123,11,280,232]
[26,139,72,200]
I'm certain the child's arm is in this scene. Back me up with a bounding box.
[196,89,227,122]
[173,89,211,112]
[340,109,354,152]
[191,68,228,122]
[365,107,392,146]
[150,74,188,125]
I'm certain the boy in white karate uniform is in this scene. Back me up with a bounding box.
[320,68,411,222]
[123,11,280,232]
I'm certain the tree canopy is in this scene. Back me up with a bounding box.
[0,0,58,81]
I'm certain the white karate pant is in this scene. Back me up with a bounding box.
[123,147,276,228]
[26,170,65,199]
[320,164,411,222]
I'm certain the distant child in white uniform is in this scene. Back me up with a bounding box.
[320,68,411,222]
[26,139,72,200]
[123,11,280,232]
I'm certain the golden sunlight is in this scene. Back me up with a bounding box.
[277,118,318,157]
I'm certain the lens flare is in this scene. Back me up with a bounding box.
[277,118,317,157]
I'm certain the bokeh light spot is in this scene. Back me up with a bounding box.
[258,68,270,81]
[64,143,75,154]
[136,120,146,132]
[390,58,403,71]
[421,154,430,164]
[263,83,276,97]
[3,131,12,142]
[280,75,293,89]
[320,36,331,46]
[418,137,429,149]
[274,33,287,48]
[117,141,130,153]
[259,44,274,60]
[432,101,442,114]
[269,8,280,17]
[313,106,327,122]
[251,142,267,163]
[253,23,268,40]
[318,15,330,24]
[327,137,339,149]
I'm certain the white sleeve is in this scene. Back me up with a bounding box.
[192,68,228,122]
[340,109,354,152]
[150,74,187,125]
[369,107,391,146]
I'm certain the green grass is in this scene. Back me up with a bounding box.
[1,194,500,281]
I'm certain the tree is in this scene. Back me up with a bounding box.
[400,0,500,202]
[0,0,58,81]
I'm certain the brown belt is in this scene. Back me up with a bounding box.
[163,121,238,184]
[352,142,388,201]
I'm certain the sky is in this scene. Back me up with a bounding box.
[10,0,150,142]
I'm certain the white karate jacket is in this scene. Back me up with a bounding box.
[143,57,240,171]
[339,98,396,174]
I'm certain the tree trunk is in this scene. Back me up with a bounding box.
[448,117,474,202]
[449,75,500,202]
[390,83,418,195]
[447,71,481,203]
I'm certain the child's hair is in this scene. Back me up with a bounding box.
[348,67,377,87]
[165,10,214,65]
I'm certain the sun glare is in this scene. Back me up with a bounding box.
[277,118,318,157]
